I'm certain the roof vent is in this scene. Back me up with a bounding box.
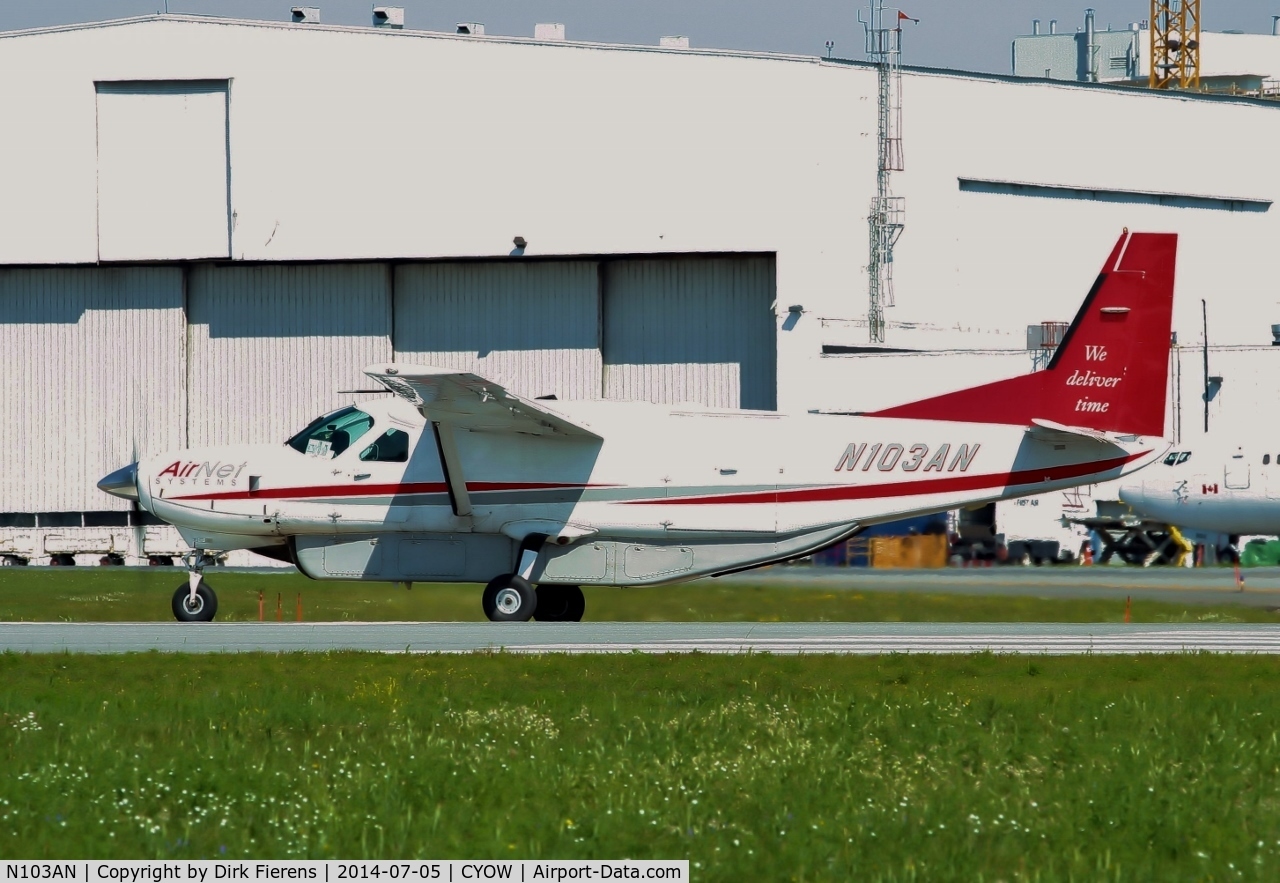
[372,7,404,29]
[659,35,690,49]
[534,22,566,41]
[291,6,320,24]
[456,22,484,36]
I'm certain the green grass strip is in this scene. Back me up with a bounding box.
[2,652,1280,879]
[1,569,1275,624]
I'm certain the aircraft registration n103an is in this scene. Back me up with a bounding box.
[100,230,1177,623]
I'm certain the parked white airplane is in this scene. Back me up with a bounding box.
[1120,444,1280,537]
[100,230,1178,623]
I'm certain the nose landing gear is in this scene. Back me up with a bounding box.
[172,551,220,623]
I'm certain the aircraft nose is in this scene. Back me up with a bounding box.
[1117,481,1146,510]
[97,462,138,501]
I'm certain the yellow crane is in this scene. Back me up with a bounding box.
[1150,0,1201,89]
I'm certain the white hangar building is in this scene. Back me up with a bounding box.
[1,13,1278,562]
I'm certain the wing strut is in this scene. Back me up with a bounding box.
[432,422,472,517]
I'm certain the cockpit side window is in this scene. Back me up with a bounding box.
[359,428,411,463]
[286,407,374,458]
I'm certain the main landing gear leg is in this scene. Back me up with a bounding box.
[172,550,219,623]
[481,540,542,622]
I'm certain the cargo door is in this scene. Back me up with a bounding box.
[1225,449,1250,490]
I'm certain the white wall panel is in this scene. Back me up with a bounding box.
[394,261,601,400]
[96,82,230,261]
[1,17,1280,424]
[187,264,391,447]
[1173,346,1280,448]
[603,256,777,410]
[0,268,185,512]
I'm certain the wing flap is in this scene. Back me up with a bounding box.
[363,364,601,440]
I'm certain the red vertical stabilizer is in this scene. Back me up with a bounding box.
[867,231,1177,437]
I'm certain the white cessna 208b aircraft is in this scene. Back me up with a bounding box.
[100,230,1177,623]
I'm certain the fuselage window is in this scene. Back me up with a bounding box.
[286,407,374,458]
[1266,454,1272,466]
[359,428,411,463]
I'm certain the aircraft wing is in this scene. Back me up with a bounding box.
[363,364,601,440]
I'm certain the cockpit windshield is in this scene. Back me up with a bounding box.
[1162,451,1192,466]
[287,407,374,458]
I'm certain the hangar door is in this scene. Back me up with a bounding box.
[394,262,602,401]
[0,267,185,513]
[603,256,776,410]
[96,81,231,262]
[186,264,392,447]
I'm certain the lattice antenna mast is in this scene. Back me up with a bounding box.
[1150,0,1200,89]
[860,1,906,343]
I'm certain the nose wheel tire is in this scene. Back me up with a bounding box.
[482,574,537,622]
[534,585,585,622]
[172,582,218,622]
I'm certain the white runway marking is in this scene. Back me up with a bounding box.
[2,622,1280,654]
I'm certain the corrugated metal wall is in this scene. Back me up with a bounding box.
[0,255,779,515]
[602,256,777,410]
[394,261,602,400]
[187,264,392,447]
[0,267,185,511]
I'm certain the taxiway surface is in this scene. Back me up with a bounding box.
[4,621,1280,654]
[716,565,1280,607]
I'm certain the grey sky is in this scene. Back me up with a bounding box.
[2,2,1278,74]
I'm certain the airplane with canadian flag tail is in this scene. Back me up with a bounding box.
[99,230,1177,623]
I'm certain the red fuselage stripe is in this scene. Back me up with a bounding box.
[165,453,1145,506]
[627,451,1146,505]
[171,480,605,502]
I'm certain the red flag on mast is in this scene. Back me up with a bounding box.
[898,10,920,23]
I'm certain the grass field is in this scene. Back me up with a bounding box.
[0,568,1275,624]
[2,652,1280,879]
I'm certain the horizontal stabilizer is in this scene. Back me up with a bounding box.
[1026,418,1127,446]
[363,364,601,440]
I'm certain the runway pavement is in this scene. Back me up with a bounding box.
[716,565,1280,607]
[4,621,1280,654]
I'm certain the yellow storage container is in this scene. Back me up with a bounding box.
[869,534,948,569]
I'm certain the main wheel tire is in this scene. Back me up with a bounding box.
[172,581,218,623]
[482,574,537,622]
[535,585,585,622]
